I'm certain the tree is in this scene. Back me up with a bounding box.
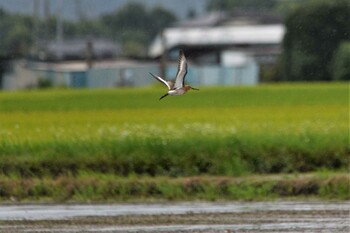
[278,0,350,81]
[148,6,177,38]
[0,3,177,59]
[5,23,32,56]
[332,42,350,81]
[207,0,277,11]
[101,2,176,57]
[187,8,197,19]
[0,9,33,57]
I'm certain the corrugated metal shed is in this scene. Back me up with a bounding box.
[37,38,120,61]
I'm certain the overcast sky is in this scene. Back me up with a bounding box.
[0,0,208,21]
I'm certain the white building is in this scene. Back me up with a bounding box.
[149,24,285,64]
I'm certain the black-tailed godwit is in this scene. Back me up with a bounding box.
[150,50,199,100]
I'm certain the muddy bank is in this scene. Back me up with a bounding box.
[0,201,349,232]
[0,173,349,202]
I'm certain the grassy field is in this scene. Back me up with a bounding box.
[0,82,349,201]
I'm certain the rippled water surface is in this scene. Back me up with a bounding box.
[0,201,349,232]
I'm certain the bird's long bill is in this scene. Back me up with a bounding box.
[191,87,200,90]
[159,93,169,100]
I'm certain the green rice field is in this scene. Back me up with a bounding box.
[0,82,349,201]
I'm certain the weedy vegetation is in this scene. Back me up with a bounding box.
[0,82,348,201]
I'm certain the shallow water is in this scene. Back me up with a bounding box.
[0,201,348,220]
[0,201,349,232]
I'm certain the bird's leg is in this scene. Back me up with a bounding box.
[159,93,169,100]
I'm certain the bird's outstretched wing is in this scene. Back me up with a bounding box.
[174,50,187,89]
[149,72,171,90]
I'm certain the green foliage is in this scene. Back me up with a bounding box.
[61,20,106,39]
[120,30,149,57]
[0,83,348,201]
[0,10,33,57]
[0,83,348,178]
[0,3,176,58]
[279,0,350,81]
[207,0,278,10]
[0,10,108,57]
[332,42,350,80]
[37,77,52,89]
[101,2,176,56]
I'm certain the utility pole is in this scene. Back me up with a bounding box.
[56,0,63,43]
[160,29,167,79]
[32,0,39,55]
[86,40,93,69]
[75,0,85,22]
[42,0,50,51]
[44,0,50,39]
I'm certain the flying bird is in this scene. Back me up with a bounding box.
[149,50,199,100]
